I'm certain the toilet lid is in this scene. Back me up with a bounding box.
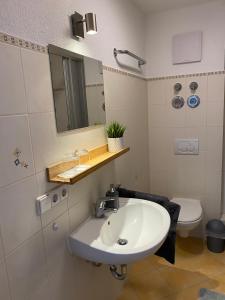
[171,198,202,223]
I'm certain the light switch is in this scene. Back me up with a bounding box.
[175,139,199,155]
[36,194,51,215]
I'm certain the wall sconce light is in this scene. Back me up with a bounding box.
[71,11,97,38]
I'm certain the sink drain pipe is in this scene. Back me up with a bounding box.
[109,264,127,280]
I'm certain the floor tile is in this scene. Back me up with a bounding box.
[117,237,225,300]
[159,266,207,292]
[117,284,138,300]
[128,270,173,299]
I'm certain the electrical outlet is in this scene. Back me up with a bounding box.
[49,190,60,207]
[36,185,68,214]
[60,186,69,201]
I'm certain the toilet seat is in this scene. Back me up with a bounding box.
[171,198,202,223]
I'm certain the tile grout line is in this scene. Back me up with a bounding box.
[19,46,38,177]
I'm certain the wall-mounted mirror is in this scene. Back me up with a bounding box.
[48,45,106,132]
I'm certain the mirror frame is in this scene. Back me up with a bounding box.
[48,44,106,133]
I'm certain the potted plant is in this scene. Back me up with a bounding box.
[106,121,126,152]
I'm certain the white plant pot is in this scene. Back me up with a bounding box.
[107,137,124,153]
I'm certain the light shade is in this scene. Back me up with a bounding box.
[71,11,84,38]
[85,13,97,35]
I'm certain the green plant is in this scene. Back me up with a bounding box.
[106,121,126,138]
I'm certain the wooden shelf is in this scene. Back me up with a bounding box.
[46,144,129,185]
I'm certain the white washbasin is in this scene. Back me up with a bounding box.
[68,198,170,265]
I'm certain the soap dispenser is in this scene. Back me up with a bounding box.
[106,184,119,210]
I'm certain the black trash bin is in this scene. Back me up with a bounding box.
[206,219,225,253]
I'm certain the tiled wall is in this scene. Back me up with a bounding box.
[0,39,149,300]
[104,69,149,192]
[147,74,224,223]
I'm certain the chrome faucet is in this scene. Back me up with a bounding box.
[95,184,119,218]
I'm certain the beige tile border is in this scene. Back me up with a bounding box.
[0,32,47,53]
[1,31,224,80]
[0,31,146,80]
[146,70,225,81]
[104,67,225,81]
[103,65,146,80]
[86,83,104,87]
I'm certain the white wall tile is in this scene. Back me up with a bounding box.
[106,101,149,190]
[44,213,95,300]
[147,80,165,105]
[0,260,11,300]
[68,173,97,209]
[41,198,68,228]
[0,115,35,187]
[68,200,90,233]
[208,74,225,102]
[0,176,41,254]
[149,128,170,152]
[101,69,149,192]
[206,101,224,126]
[206,126,223,156]
[204,170,222,219]
[185,104,206,127]
[167,166,187,198]
[104,70,146,111]
[36,170,60,195]
[206,138,223,172]
[114,153,137,189]
[0,42,27,115]
[47,255,90,300]
[150,169,169,196]
[43,212,69,277]
[150,148,171,171]
[29,112,60,172]
[183,167,205,198]
[21,49,54,113]
[149,105,167,128]
[166,104,186,127]
[6,232,48,300]
[185,127,207,151]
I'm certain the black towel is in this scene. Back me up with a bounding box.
[116,187,181,264]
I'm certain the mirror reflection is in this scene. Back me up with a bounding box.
[48,45,106,132]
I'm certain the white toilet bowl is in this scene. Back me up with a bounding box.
[171,198,203,238]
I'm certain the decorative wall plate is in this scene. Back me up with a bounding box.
[172,96,185,109]
[187,95,200,108]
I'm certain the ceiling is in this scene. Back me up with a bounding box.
[132,0,213,13]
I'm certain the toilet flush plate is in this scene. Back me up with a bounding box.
[175,138,199,155]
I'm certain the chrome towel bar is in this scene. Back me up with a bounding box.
[113,48,146,67]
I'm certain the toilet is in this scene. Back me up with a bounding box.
[171,198,203,238]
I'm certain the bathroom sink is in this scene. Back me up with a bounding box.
[69,198,170,265]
